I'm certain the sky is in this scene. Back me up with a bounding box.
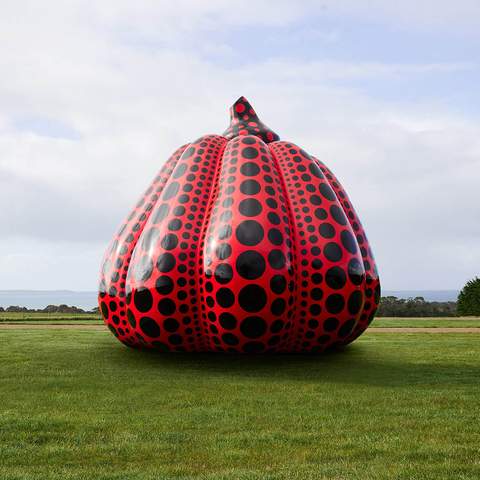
[1,0,479,291]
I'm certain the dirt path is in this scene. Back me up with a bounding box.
[0,324,479,333]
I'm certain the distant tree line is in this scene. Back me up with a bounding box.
[0,299,462,317]
[376,296,457,317]
[0,304,98,314]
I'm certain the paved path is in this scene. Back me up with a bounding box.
[0,324,479,333]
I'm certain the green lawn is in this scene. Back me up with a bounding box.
[372,317,480,328]
[0,312,101,322]
[0,329,479,479]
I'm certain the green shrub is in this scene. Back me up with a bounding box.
[457,277,480,316]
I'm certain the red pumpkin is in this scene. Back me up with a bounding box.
[99,97,380,353]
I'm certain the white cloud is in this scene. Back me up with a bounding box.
[0,1,478,291]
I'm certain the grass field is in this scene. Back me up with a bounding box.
[372,317,480,328]
[0,327,479,479]
[0,312,100,322]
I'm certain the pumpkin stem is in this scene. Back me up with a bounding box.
[223,96,280,144]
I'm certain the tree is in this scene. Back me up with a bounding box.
[376,296,456,317]
[457,277,480,316]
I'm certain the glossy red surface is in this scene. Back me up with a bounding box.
[99,97,380,352]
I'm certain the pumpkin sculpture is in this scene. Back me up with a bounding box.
[99,97,380,353]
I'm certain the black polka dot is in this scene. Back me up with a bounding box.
[348,291,364,315]
[314,208,328,220]
[100,301,108,319]
[310,304,321,315]
[341,230,358,254]
[374,284,381,304]
[242,136,256,145]
[158,298,176,315]
[339,319,356,338]
[324,317,339,332]
[309,162,324,179]
[240,316,267,338]
[268,250,286,269]
[308,319,319,329]
[214,264,233,284]
[126,309,135,327]
[325,266,347,290]
[219,313,237,330]
[141,227,160,250]
[216,288,235,308]
[271,319,284,333]
[220,210,232,222]
[182,146,195,158]
[216,243,232,260]
[271,298,286,315]
[324,242,343,262]
[236,220,264,246]
[134,255,153,282]
[173,206,185,217]
[173,163,187,179]
[348,258,364,285]
[240,179,260,195]
[164,317,179,332]
[236,251,265,279]
[325,294,345,314]
[152,204,169,223]
[270,275,287,294]
[311,288,323,301]
[155,276,174,295]
[330,205,347,225]
[267,212,281,225]
[312,258,323,270]
[239,285,267,312]
[319,183,336,201]
[240,162,260,176]
[139,316,160,337]
[157,253,176,272]
[223,198,233,208]
[178,192,189,203]
[168,219,182,231]
[222,333,239,345]
[134,288,153,312]
[268,228,283,246]
[239,198,262,217]
[319,223,335,239]
[161,234,178,250]
[163,181,179,200]
[242,147,258,159]
[218,225,232,240]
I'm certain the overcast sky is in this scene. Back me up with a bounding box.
[1,1,479,291]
